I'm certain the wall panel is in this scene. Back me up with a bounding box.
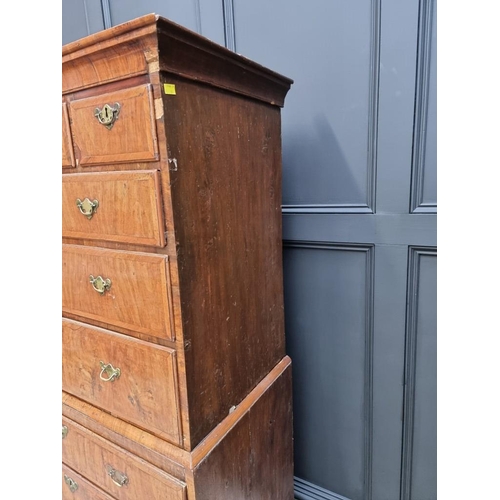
[401,248,437,499]
[283,244,374,500]
[410,0,437,213]
[108,0,202,33]
[233,0,380,212]
[62,0,104,44]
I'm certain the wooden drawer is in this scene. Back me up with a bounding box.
[63,464,115,500]
[63,103,75,168]
[62,170,166,247]
[69,84,158,166]
[62,318,181,444]
[62,418,187,500]
[62,245,173,340]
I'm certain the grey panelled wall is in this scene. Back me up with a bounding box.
[235,0,379,212]
[411,0,437,213]
[62,0,103,44]
[401,248,437,500]
[231,3,436,500]
[62,1,437,499]
[62,0,225,47]
[283,244,374,500]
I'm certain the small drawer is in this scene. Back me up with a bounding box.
[62,418,187,500]
[62,318,181,444]
[63,170,166,247]
[69,84,158,166]
[62,245,174,341]
[62,103,75,168]
[63,464,115,500]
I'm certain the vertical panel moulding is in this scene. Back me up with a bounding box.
[197,0,225,45]
[400,246,436,499]
[364,244,375,500]
[100,0,112,28]
[83,0,91,34]
[410,0,435,213]
[284,242,375,500]
[222,0,236,51]
[366,0,381,214]
[281,0,381,214]
[193,0,202,34]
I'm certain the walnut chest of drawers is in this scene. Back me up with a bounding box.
[62,13,293,499]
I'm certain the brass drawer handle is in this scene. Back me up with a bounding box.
[62,425,68,439]
[106,465,128,487]
[100,361,121,382]
[94,103,121,130]
[64,474,78,492]
[76,198,99,219]
[89,275,111,295]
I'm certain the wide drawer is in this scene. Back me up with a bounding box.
[62,103,75,168]
[63,170,166,246]
[62,418,187,500]
[62,318,181,444]
[63,464,115,500]
[69,84,158,165]
[62,245,174,340]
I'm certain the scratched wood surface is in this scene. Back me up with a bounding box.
[163,73,287,447]
[192,358,294,499]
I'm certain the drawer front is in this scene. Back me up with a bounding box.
[62,318,181,444]
[62,418,187,500]
[63,464,115,500]
[62,245,173,340]
[69,84,158,165]
[63,170,166,247]
[63,103,75,168]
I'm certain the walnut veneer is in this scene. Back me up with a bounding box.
[62,13,293,499]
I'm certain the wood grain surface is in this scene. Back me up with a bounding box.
[63,391,190,479]
[62,102,75,168]
[69,84,158,165]
[62,14,293,497]
[62,14,292,105]
[62,417,187,500]
[62,22,157,94]
[63,357,293,498]
[163,74,286,447]
[62,464,116,500]
[62,318,181,444]
[62,244,174,340]
[62,169,166,246]
[192,358,294,499]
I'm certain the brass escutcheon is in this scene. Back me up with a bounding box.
[62,425,68,439]
[89,275,111,295]
[99,361,121,382]
[64,475,78,493]
[94,103,121,130]
[106,465,129,487]
[76,198,99,219]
